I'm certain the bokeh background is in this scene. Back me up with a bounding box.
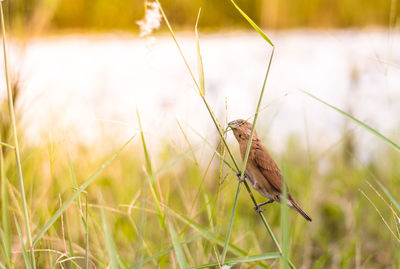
[0,0,399,268]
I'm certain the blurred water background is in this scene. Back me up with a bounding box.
[1,30,399,161]
[0,0,398,158]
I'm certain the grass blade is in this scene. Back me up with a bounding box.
[280,181,290,269]
[169,210,248,258]
[195,9,205,97]
[360,189,400,242]
[32,135,135,245]
[1,3,35,266]
[190,127,235,172]
[66,214,77,269]
[0,135,11,268]
[84,195,89,269]
[157,0,241,172]
[301,90,400,152]
[14,216,32,269]
[229,0,274,46]
[0,142,14,150]
[68,153,90,268]
[129,236,200,269]
[221,0,276,264]
[99,192,119,269]
[155,0,201,92]
[190,252,280,269]
[167,218,188,269]
[376,181,400,212]
[137,110,164,225]
[220,182,241,262]
[150,147,196,184]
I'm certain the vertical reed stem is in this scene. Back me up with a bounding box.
[0,3,35,266]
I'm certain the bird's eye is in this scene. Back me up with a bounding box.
[239,134,242,138]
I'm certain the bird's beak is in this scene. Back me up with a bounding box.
[227,121,235,129]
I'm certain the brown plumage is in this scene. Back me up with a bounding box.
[228,119,312,222]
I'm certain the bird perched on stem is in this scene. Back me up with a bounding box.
[228,119,312,222]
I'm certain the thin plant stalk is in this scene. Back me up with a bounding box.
[221,46,275,264]
[136,110,164,226]
[15,215,32,269]
[32,135,135,245]
[157,1,293,267]
[156,1,239,171]
[0,3,36,266]
[99,192,119,269]
[281,172,290,269]
[67,154,90,268]
[0,134,12,268]
[85,195,89,269]
[301,89,400,152]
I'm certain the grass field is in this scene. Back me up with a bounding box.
[0,0,400,268]
[1,121,399,268]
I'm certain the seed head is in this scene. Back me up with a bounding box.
[137,1,162,37]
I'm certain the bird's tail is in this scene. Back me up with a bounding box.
[288,195,312,222]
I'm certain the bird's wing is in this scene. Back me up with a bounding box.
[253,143,283,193]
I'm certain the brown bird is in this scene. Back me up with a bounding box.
[228,119,312,222]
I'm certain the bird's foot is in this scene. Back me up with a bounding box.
[254,200,274,213]
[236,173,246,183]
[254,204,264,213]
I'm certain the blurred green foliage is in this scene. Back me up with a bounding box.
[2,0,399,33]
[1,128,399,268]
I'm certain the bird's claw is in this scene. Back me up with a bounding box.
[254,205,264,213]
[236,173,245,183]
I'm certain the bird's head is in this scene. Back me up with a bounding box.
[228,119,257,142]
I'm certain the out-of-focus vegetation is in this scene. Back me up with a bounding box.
[2,0,400,34]
[1,133,400,268]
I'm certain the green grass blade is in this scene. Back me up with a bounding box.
[67,153,83,211]
[169,211,247,258]
[32,135,135,245]
[66,213,77,269]
[0,136,11,268]
[280,181,290,269]
[167,218,188,269]
[137,110,164,226]
[376,181,400,212]
[221,46,275,263]
[84,195,89,269]
[137,110,153,176]
[129,236,200,269]
[177,120,199,166]
[1,3,35,266]
[14,216,32,269]
[0,142,14,150]
[155,0,201,92]
[220,182,241,263]
[157,0,240,172]
[67,153,89,268]
[301,90,400,152]
[99,192,119,269]
[190,127,235,172]
[190,252,280,269]
[150,147,196,184]
[360,189,400,242]
[221,1,276,264]
[195,9,205,97]
[229,0,274,46]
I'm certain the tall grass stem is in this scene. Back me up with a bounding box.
[0,2,36,266]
